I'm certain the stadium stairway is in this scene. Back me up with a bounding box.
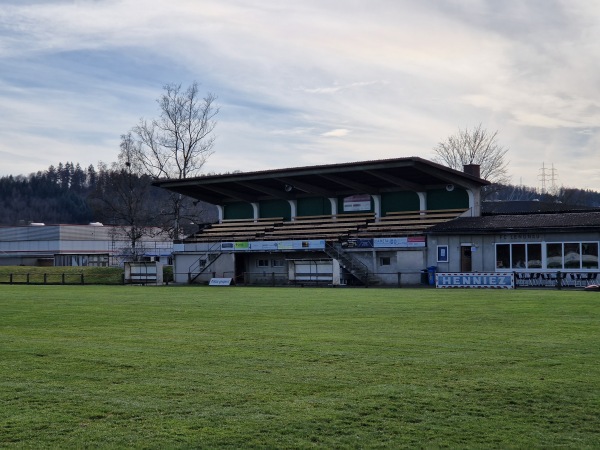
[324,242,372,286]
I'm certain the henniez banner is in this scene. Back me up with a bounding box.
[436,273,514,289]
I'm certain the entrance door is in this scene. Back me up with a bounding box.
[234,254,246,284]
[461,245,472,272]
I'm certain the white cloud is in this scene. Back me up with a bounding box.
[321,129,350,138]
[0,0,599,191]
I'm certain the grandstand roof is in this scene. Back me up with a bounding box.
[153,157,489,204]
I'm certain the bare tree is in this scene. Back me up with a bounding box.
[131,82,218,239]
[90,133,157,261]
[432,124,510,185]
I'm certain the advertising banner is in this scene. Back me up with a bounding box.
[343,194,371,212]
[248,241,278,251]
[345,238,374,248]
[209,278,233,286]
[436,273,514,289]
[221,240,326,252]
[373,236,426,248]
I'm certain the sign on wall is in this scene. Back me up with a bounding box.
[343,194,371,212]
[221,240,326,251]
[374,236,426,248]
[436,272,514,289]
[340,236,428,249]
[344,238,374,248]
[437,245,449,262]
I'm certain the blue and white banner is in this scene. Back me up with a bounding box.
[221,240,326,251]
[436,272,514,289]
[209,278,233,286]
[374,236,426,248]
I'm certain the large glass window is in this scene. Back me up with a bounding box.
[512,244,526,268]
[527,244,542,268]
[582,243,598,269]
[496,244,510,269]
[496,243,542,269]
[564,243,581,269]
[496,242,599,270]
[546,243,563,269]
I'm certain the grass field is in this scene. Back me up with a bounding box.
[1,286,599,448]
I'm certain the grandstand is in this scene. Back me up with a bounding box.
[184,209,468,242]
[153,157,488,286]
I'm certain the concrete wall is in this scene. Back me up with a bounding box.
[174,246,429,286]
[173,252,235,284]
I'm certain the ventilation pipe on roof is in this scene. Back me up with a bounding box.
[463,164,481,178]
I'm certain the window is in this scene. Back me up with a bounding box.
[256,259,269,268]
[512,244,526,268]
[54,254,109,267]
[379,256,391,266]
[496,244,510,269]
[582,243,598,269]
[527,244,542,268]
[495,241,598,270]
[496,243,542,269]
[547,243,562,269]
[548,242,597,269]
[271,259,285,267]
[564,243,581,269]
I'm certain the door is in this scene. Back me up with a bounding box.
[461,245,472,272]
[234,254,246,284]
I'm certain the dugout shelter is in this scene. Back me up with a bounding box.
[153,157,489,286]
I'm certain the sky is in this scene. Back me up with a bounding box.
[1,0,599,191]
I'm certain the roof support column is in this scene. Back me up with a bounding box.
[251,202,259,221]
[417,192,427,212]
[467,189,479,217]
[287,199,298,220]
[371,194,381,221]
[216,205,224,223]
[328,198,338,217]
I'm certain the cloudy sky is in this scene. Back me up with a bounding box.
[1,0,599,190]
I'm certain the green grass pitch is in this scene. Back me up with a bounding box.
[1,285,599,448]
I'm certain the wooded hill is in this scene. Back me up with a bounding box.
[0,162,598,227]
[0,162,217,234]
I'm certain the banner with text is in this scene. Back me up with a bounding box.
[436,273,514,289]
[343,194,371,212]
[221,240,326,251]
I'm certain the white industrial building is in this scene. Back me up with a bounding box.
[0,223,173,267]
